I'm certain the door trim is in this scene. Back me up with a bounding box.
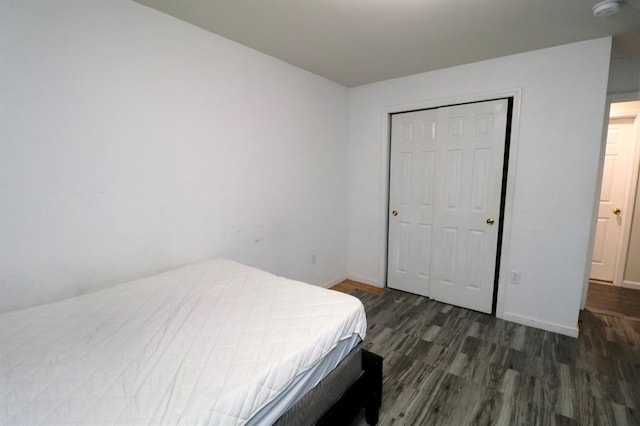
[377,88,523,320]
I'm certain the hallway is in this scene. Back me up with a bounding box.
[586,282,640,321]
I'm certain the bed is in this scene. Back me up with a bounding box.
[0,259,382,425]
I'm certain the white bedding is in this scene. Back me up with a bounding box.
[0,259,367,425]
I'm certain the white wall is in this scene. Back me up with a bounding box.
[347,38,612,336]
[0,0,349,312]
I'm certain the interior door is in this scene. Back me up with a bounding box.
[591,116,636,282]
[388,99,508,313]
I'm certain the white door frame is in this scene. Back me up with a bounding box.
[581,91,640,309]
[377,88,522,319]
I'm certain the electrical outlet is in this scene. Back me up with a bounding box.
[510,271,521,284]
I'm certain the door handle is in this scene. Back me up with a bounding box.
[613,208,621,215]
[392,210,398,217]
[486,218,495,225]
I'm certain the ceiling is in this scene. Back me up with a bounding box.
[132,0,640,87]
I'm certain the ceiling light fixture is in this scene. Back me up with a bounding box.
[592,0,622,17]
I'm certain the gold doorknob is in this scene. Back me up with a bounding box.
[486,218,495,225]
[392,210,398,217]
[613,208,621,215]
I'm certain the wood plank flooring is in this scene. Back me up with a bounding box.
[345,287,640,425]
[586,282,640,321]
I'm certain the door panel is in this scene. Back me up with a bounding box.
[418,224,432,277]
[429,101,507,313]
[388,109,439,296]
[388,99,508,313]
[591,117,636,282]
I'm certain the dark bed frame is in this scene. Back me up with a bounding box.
[274,346,383,425]
[317,349,383,425]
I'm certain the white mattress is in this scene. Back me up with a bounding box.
[0,259,367,425]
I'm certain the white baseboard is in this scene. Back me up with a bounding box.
[622,280,640,290]
[501,312,579,338]
[346,274,384,288]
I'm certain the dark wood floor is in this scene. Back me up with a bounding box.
[586,282,640,320]
[346,288,640,426]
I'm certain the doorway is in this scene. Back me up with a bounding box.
[590,100,640,287]
[387,98,512,314]
[587,99,640,319]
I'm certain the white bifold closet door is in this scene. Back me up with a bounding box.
[387,99,508,313]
